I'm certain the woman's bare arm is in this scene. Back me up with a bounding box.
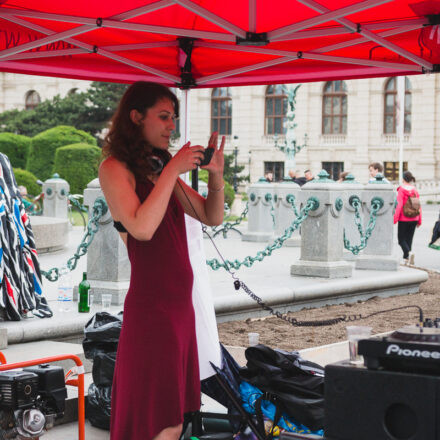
[99,145,204,241]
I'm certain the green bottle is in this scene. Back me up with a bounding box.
[78,272,90,313]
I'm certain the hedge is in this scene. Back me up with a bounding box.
[53,143,101,194]
[0,133,31,169]
[13,168,41,196]
[27,125,96,181]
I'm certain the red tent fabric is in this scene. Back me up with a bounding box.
[0,0,438,87]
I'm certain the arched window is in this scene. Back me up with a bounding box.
[322,81,347,134]
[25,90,41,110]
[211,88,232,135]
[383,77,411,134]
[265,85,287,135]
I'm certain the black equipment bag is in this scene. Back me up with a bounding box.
[239,344,325,431]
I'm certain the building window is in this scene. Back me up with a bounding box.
[264,161,284,182]
[383,77,411,134]
[322,81,347,134]
[322,162,344,180]
[25,90,41,110]
[384,161,408,182]
[68,88,78,95]
[265,85,287,135]
[211,88,232,135]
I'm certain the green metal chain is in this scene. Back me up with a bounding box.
[41,197,108,282]
[67,193,88,212]
[286,194,300,217]
[212,202,249,238]
[344,196,384,255]
[266,193,276,225]
[206,197,319,271]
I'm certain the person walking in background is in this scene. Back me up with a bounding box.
[337,171,349,182]
[264,171,273,183]
[290,169,307,186]
[368,162,390,183]
[304,169,314,182]
[394,170,422,265]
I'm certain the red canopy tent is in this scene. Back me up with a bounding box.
[0,0,438,88]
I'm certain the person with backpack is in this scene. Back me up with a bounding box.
[394,170,422,265]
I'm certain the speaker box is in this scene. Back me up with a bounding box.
[324,361,440,440]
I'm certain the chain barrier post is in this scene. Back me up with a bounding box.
[42,173,69,218]
[242,178,275,242]
[273,180,301,247]
[341,174,365,260]
[355,173,399,271]
[291,170,353,278]
[73,178,130,305]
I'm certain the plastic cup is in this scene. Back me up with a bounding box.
[89,293,94,312]
[346,326,372,364]
[248,332,260,346]
[102,294,112,312]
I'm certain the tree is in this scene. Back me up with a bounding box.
[0,82,127,139]
[223,153,248,186]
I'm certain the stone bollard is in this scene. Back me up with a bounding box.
[273,181,301,247]
[74,178,130,306]
[242,178,275,242]
[291,170,353,278]
[42,173,69,218]
[355,174,399,271]
[341,174,364,261]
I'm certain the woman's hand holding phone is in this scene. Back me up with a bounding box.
[200,132,225,176]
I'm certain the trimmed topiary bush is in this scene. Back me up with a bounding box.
[13,168,41,196]
[224,181,235,208]
[53,143,101,194]
[0,133,31,169]
[27,126,96,181]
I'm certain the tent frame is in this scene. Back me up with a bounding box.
[0,0,438,88]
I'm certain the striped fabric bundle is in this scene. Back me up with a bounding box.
[0,154,52,320]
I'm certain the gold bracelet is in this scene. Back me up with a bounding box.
[208,183,225,192]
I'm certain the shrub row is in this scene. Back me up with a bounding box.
[0,126,99,194]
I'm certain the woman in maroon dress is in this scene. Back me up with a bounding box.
[99,82,225,440]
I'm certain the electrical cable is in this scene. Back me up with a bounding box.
[177,180,424,327]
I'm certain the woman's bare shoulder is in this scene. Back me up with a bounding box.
[99,157,134,185]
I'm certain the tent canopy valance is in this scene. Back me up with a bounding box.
[0,0,438,88]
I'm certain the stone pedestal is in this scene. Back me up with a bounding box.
[242,179,274,242]
[291,171,353,278]
[355,174,399,271]
[341,175,365,261]
[42,174,69,218]
[29,216,69,253]
[273,182,301,247]
[73,178,130,305]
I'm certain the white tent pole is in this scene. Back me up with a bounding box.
[397,76,405,183]
[180,89,192,186]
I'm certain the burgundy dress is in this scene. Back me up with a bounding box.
[110,180,200,440]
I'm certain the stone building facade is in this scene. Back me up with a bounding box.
[185,73,440,185]
[1,72,439,185]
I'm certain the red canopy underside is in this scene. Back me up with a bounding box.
[0,0,438,87]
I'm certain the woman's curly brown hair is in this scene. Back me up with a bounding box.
[103,82,179,180]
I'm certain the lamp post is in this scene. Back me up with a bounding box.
[233,135,239,193]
